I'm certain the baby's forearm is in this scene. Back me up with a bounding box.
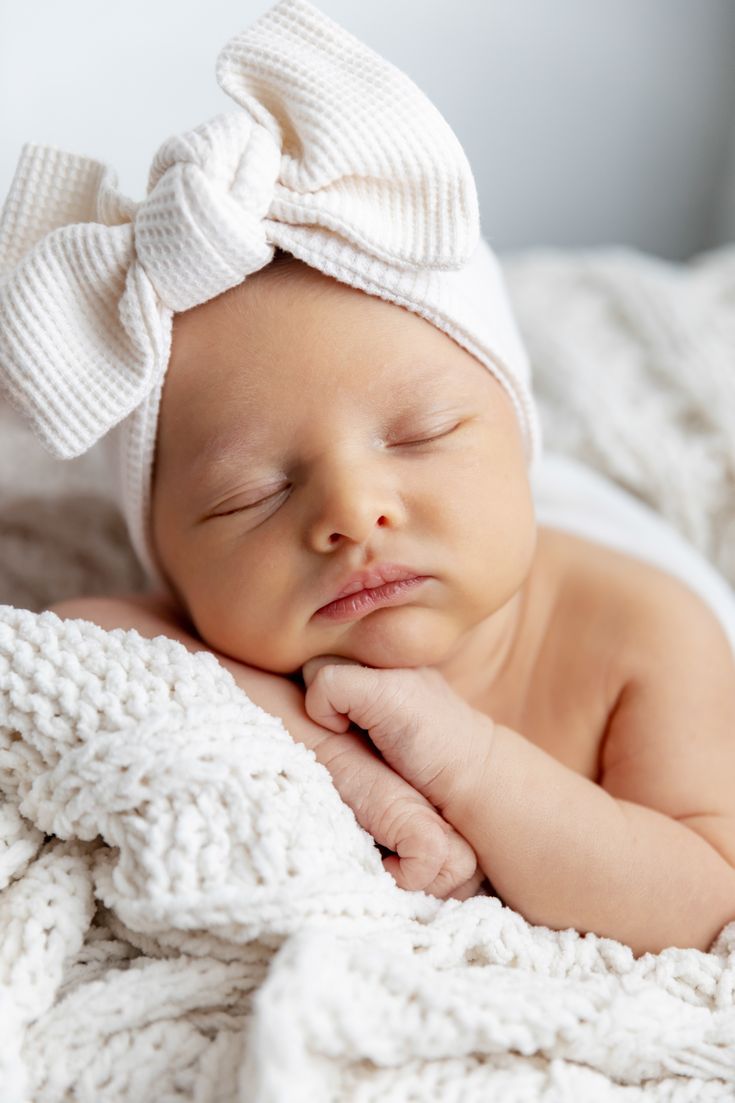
[446,725,735,957]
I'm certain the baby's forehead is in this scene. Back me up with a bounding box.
[171,264,482,394]
[158,283,510,477]
[160,267,515,481]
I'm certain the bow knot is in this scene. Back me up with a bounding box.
[0,0,480,460]
[134,114,281,312]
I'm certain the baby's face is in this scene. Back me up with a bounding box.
[151,259,536,674]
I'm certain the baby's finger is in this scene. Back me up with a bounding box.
[304,662,407,737]
[312,726,455,887]
[425,827,481,900]
[448,869,493,902]
[302,660,373,732]
[294,682,481,896]
[377,805,448,891]
[301,653,360,689]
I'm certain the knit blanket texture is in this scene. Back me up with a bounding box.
[1,245,735,1101]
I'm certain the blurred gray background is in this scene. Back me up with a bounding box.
[2,0,735,261]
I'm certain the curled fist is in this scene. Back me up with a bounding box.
[301,656,493,900]
[302,656,495,817]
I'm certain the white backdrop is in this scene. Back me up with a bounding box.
[2,0,735,261]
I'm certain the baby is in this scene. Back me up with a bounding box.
[51,246,735,956]
[4,0,735,957]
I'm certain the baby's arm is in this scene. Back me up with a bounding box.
[447,577,735,956]
[47,596,482,900]
[304,581,735,957]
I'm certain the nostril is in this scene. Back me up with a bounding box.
[325,514,388,545]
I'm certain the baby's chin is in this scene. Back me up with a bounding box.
[192,606,459,675]
[305,613,457,671]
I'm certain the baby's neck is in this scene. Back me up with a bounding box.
[433,547,552,713]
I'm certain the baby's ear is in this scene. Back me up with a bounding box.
[301,654,362,688]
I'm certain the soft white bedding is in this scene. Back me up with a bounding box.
[1,244,735,1101]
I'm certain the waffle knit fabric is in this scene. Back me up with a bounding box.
[0,0,541,590]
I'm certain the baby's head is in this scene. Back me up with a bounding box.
[0,0,542,652]
[151,252,536,673]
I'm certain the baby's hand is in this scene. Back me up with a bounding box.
[301,656,483,899]
[302,658,495,823]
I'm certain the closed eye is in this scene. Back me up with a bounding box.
[393,422,462,447]
[211,485,290,518]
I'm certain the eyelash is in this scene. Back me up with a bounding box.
[212,423,461,516]
[397,424,458,447]
[211,485,290,518]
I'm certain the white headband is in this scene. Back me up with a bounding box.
[0,0,541,590]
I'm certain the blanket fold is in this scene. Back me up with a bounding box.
[2,603,735,1101]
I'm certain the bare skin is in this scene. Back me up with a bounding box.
[49,258,735,949]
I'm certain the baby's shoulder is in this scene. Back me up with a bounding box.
[538,525,729,677]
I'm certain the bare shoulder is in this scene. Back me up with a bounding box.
[537,524,733,672]
[537,528,735,830]
[544,529,735,861]
[532,525,735,735]
[48,592,201,649]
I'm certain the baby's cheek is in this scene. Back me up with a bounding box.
[188,580,309,674]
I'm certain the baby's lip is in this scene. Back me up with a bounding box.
[316,563,427,611]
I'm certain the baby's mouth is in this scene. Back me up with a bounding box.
[313,576,429,622]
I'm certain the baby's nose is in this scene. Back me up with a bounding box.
[305,459,406,551]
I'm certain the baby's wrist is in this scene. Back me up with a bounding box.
[438,713,498,830]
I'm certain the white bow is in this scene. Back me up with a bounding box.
[0,0,479,459]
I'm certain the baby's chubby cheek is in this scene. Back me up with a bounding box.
[177,582,312,674]
[150,530,330,673]
[150,499,300,672]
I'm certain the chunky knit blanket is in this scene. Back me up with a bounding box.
[2,245,735,1101]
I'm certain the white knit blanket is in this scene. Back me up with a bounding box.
[2,245,735,1101]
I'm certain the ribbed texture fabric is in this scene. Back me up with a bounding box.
[0,0,541,587]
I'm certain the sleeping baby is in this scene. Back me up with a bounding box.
[3,0,735,957]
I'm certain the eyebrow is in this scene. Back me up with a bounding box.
[187,428,268,482]
[186,368,467,478]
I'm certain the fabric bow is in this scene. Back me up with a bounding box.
[0,0,479,459]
